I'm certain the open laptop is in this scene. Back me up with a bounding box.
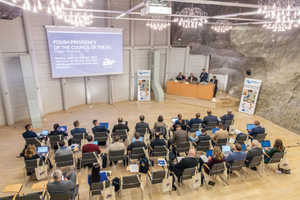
[247,124,255,130]
[100,123,109,129]
[132,137,143,142]
[195,131,202,136]
[206,150,213,157]
[58,126,67,132]
[171,118,178,123]
[212,128,219,134]
[92,141,98,145]
[37,146,48,154]
[222,145,232,155]
[40,130,49,136]
[241,143,247,151]
[122,121,128,125]
[261,140,271,149]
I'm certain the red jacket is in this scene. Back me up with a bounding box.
[82,143,101,154]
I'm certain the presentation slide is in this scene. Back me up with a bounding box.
[45,26,123,78]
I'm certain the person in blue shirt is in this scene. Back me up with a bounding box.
[71,120,88,137]
[22,124,38,139]
[225,143,247,169]
[88,164,109,186]
[188,112,203,129]
[92,119,110,134]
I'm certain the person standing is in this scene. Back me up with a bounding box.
[210,76,218,97]
[199,69,208,82]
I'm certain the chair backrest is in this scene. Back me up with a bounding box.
[94,132,108,142]
[25,138,41,147]
[55,154,74,168]
[210,163,225,176]
[236,135,247,143]
[25,159,40,172]
[73,133,85,140]
[216,138,228,146]
[150,170,166,184]
[49,135,62,148]
[206,121,218,130]
[151,146,168,157]
[136,128,147,137]
[190,124,201,132]
[230,159,246,171]
[49,192,71,200]
[181,167,196,181]
[115,129,127,140]
[130,148,145,160]
[109,149,125,162]
[196,140,210,152]
[155,126,167,135]
[177,142,190,153]
[248,156,263,168]
[122,174,141,190]
[16,194,41,200]
[270,152,285,163]
[255,133,267,142]
[90,180,110,196]
[81,152,98,166]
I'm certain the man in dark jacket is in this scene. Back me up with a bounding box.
[202,110,219,126]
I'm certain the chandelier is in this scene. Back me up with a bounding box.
[211,20,233,32]
[9,0,93,26]
[258,0,300,31]
[174,5,208,29]
[146,17,170,30]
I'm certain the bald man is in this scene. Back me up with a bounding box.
[244,140,263,170]
[112,117,129,137]
[169,149,198,180]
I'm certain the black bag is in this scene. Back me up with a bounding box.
[112,177,120,192]
[101,153,107,168]
[139,158,149,174]
[169,152,176,161]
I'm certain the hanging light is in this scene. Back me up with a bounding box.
[146,16,170,30]
[211,20,232,33]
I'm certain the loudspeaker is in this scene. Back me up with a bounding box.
[246,70,251,76]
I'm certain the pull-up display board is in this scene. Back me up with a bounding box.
[45,26,123,78]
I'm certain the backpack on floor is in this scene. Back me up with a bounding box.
[139,158,149,174]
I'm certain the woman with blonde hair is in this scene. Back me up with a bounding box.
[264,139,284,164]
[24,145,40,160]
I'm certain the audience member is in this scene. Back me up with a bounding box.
[127,132,147,152]
[153,115,167,130]
[150,132,166,150]
[54,140,73,160]
[71,120,88,137]
[264,139,284,164]
[91,119,110,134]
[248,120,265,140]
[82,135,101,154]
[202,110,219,126]
[187,73,197,82]
[225,143,247,169]
[211,123,229,144]
[49,123,68,137]
[189,128,211,146]
[88,164,108,186]
[188,112,203,129]
[47,169,78,199]
[220,109,234,124]
[22,124,38,139]
[24,144,52,173]
[169,149,198,180]
[176,72,186,81]
[135,115,151,134]
[108,135,126,166]
[168,124,188,149]
[245,140,263,170]
[172,114,186,130]
[199,69,208,82]
[112,118,129,137]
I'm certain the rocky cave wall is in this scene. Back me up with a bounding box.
[171,24,300,134]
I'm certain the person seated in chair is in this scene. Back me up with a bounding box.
[22,124,38,139]
[220,109,234,124]
[127,132,147,153]
[150,132,167,150]
[82,135,101,154]
[225,143,247,170]
[54,140,73,160]
[188,112,203,129]
[168,124,188,149]
[47,169,78,199]
[135,115,151,135]
[264,139,284,164]
[176,72,186,81]
[71,120,88,137]
[92,119,110,134]
[88,164,109,186]
[171,114,186,131]
[49,123,68,137]
[189,128,211,147]
[211,123,229,145]
[108,135,126,166]
[202,110,219,127]
[169,149,198,181]
[244,140,263,170]
[248,120,265,140]
[112,118,129,138]
[187,73,197,83]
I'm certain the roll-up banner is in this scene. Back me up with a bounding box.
[138,70,151,101]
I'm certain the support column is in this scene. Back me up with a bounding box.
[109,75,114,104]
[84,76,91,105]
[0,48,14,125]
[184,46,190,77]
[61,78,69,110]
[129,0,135,101]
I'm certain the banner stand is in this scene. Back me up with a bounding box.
[137,70,151,101]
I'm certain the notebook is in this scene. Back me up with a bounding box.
[132,137,143,142]
[241,143,247,151]
[195,131,202,136]
[58,126,67,132]
[247,124,255,130]
[222,145,232,155]
[92,141,98,145]
[40,130,49,136]
[100,123,109,129]
[261,140,271,148]
[158,158,166,166]
[171,118,178,123]
[177,156,184,163]
[206,150,213,157]
[37,146,48,154]
[212,128,219,134]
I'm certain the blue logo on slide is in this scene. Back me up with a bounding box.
[139,71,150,75]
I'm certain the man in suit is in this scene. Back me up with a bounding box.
[188,112,203,129]
[220,109,234,124]
[92,119,110,134]
[199,69,208,82]
[189,128,211,146]
[168,124,188,149]
[211,123,229,145]
[187,73,197,83]
[127,132,147,152]
[169,149,198,180]
[135,115,151,134]
[244,140,263,170]
[22,124,38,139]
[82,135,101,154]
[202,110,219,126]
[210,76,218,97]
[112,117,130,137]
[70,120,88,137]
[54,140,73,160]
[248,120,265,140]
[176,72,186,81]
[47,169,78,199]
[225,143,247,169]
[108,135,127,166]
[150,132,166,150]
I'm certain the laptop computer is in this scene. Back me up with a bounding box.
[222,145,232,155]
[247,124,255,130]
[171,118,178,123]
[40,130,49,136]
[132,137,143,142]
[241,143,247,151]
[261,140,271,148]
[206,150,213,157]
[100,123,109,129]
[92,141,98,145]
[58,126,67,132]
[212,128,219,134]
[195,131,202,136]
[37,146,48,154]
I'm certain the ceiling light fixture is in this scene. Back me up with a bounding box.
[211,19,233,32]
[146,16,170,30]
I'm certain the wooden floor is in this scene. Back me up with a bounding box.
[1,100,300,199]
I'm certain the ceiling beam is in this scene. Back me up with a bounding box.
[168,0,260,9]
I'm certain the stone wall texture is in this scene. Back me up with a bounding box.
[171,24,300,134]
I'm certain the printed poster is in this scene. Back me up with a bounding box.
[138,70,151,101]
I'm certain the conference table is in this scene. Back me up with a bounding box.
[166,81,215,101]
